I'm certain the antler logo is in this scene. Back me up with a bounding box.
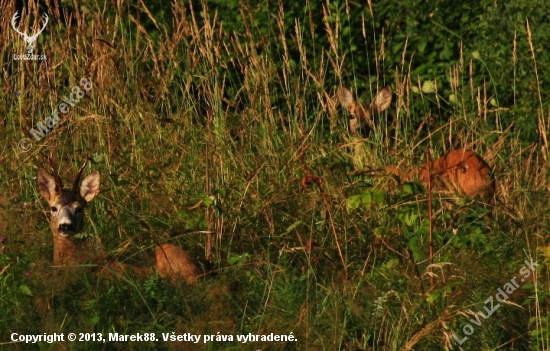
[11,11,49,54]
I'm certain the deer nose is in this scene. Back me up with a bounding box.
[58,224,75,234]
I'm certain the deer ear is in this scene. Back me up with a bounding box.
[37,168,60,202]
[338,87,355,111]
[80,171,100,202]
[372,86,393,112]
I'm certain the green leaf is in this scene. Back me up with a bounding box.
[347,190,386,210]
[90,315,100,326]
[227,254,250,265]
[203,196,213,206]
[398,209,419,227]
[417,38,428,53]
[285,221,305,233]
[19,285,33,296]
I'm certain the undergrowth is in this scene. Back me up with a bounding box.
[0,0,549,350]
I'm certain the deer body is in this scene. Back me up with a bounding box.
[156,243,203,285]
[37,162,201,283]
[389,149,495,200]
[421,149,495,199]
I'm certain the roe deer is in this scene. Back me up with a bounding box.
[338,85,393,135]
[387,150,495,200]
[338,86,495,200]
[37,159,202,284]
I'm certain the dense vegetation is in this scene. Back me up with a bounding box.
[0,0,549,349]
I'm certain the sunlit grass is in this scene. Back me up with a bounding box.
[0,0,548,349]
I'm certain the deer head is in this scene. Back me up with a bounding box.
[338,86,393,135]
[37,158,100,264]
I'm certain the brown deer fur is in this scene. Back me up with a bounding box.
[156,243,202,285]
[387,149,495,200]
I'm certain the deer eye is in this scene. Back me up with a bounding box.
[51,207,58,212]
[350,114,356,119]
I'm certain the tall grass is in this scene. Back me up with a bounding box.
[0,0,548,350]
